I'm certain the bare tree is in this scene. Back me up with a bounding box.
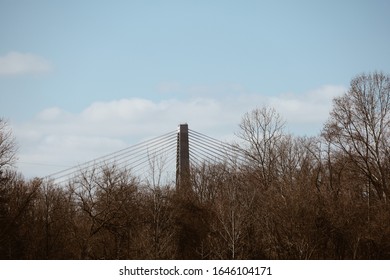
[236,107,286,189]
[323,72,390,201]
[142,152,176,259]
[71,165,140,259]
[0,119,17,172]
[0,172,40,259]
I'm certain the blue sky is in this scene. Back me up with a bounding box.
[1,0,390,178]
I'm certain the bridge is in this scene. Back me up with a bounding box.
[45,124,247,190]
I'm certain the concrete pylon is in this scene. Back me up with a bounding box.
[176,123,190,192]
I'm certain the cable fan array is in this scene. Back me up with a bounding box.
[45,131,178,185]
[44,128,250,186]
[188,129,248,171]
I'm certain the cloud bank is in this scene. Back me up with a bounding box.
[0,51,52,76]
[13,85,345,178]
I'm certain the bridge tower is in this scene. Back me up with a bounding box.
[176,123,191,192]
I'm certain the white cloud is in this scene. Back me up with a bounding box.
[267,85,345,134]
[270,85,345,123]
[12,85,345,178]
[0,51,52,75]
[37,107,70,121]
[81,98,156,122]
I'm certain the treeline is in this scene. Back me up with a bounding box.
[1,72,390,259]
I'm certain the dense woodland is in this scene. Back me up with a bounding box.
[1,72,390,259]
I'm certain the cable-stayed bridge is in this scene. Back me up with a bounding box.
[44,124,247,188]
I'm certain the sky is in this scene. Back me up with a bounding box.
[1,0,390,179]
